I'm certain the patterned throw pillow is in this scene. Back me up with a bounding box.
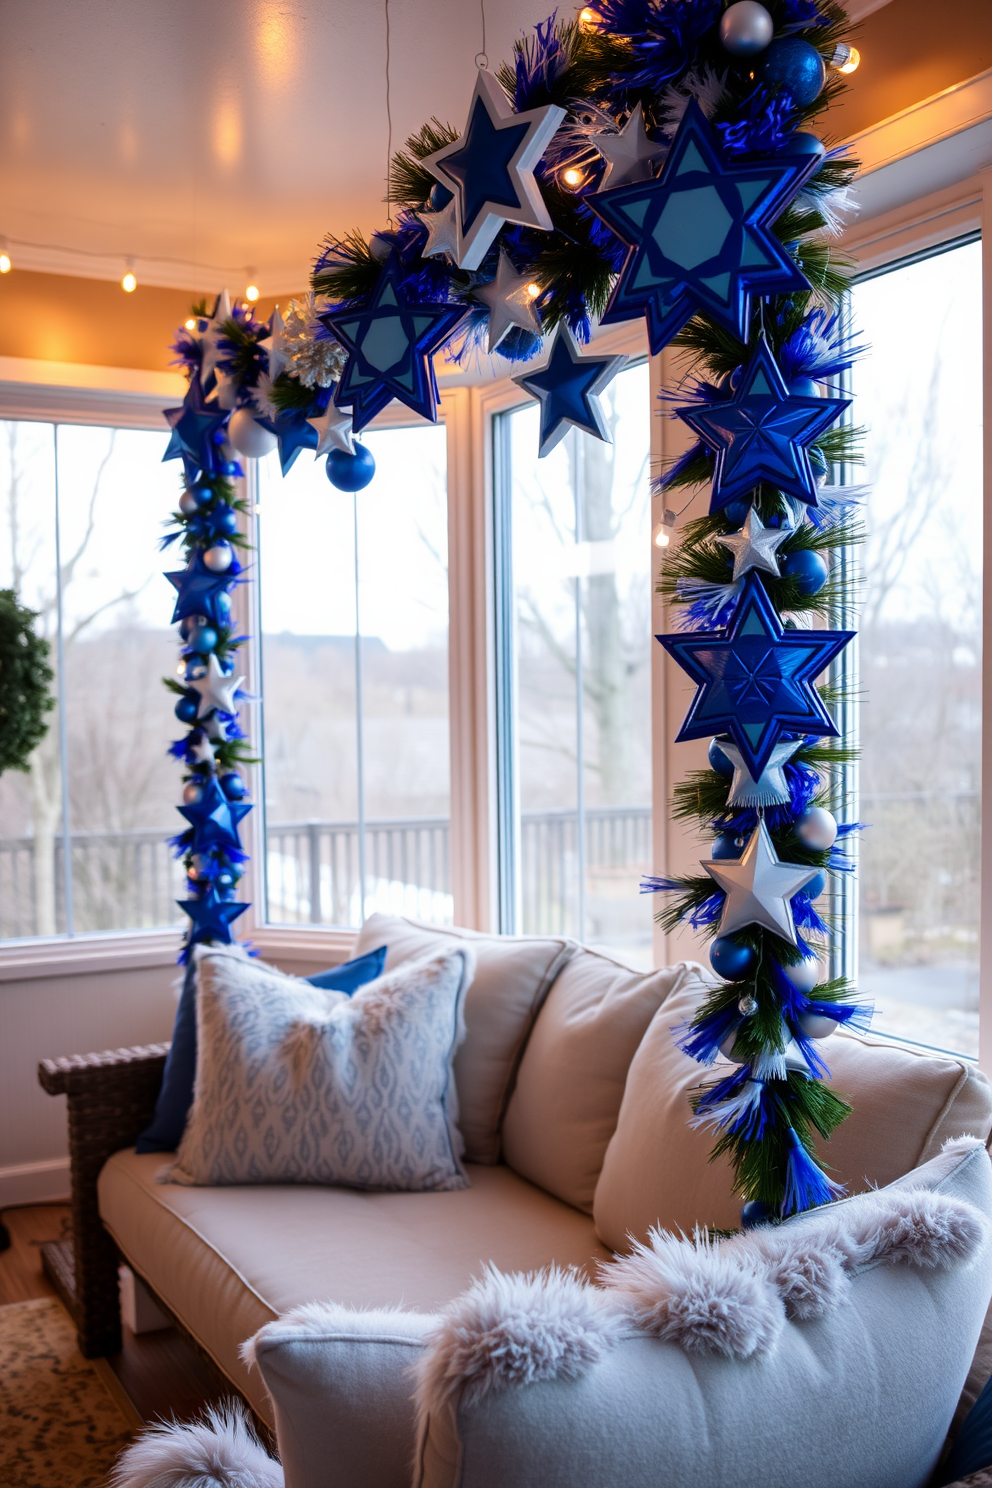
[168,943,473,1192]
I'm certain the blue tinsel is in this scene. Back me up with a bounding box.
[593,0,723,100]
[782,1127,844,1216]
[717,88,797,158]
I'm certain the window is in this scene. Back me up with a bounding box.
[493,362,653,965]
[850,237,982,1056]
[0,419,185,940]
[256,422,451,928]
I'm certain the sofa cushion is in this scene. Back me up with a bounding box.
[98,1149,610,1424]
[593,975,992,1250]
[353,913,576,1164]
[501,954,708,1213]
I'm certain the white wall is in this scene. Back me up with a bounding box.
[0,960,179,1206]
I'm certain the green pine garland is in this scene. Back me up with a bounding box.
[0,590,54,775]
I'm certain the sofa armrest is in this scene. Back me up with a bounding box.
[38,1042,169,1357]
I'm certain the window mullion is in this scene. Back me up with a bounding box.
[51,423,74,937]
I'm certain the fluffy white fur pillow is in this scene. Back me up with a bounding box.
[168,943,473,1192]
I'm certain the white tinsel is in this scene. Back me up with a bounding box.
[690,1078,766,1136]
[283,293,347,388]
[250,371,279,422]
[658,67,728,135]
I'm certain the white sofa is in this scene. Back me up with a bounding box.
[42,913,992,1450]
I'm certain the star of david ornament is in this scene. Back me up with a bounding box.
[473,249,542,352]
[179,884,248,947]
[165,550,236,627]
[718,736,803,808]
[163,378,229,480]
[657,572,853,778]
[424,67,565,271]
[714,507,790,581]
[511,324,626,457]
[178,776,252,852]
[320,257,468,432]
[307,402,355,456]
[591,102,667,188]
[678,338,849,511]
[703,817,820,945]
[587,101,815,354]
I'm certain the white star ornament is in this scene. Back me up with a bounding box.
[703,818,820,945]
[473,250,542,352]
[592,102,667,188]
[419,197,461,261]
[308,403,355,456]
[189,652,245,720]
[199,289,233,389]
[258,308,290,381]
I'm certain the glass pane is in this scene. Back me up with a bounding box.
[258,423,450,927]
[852,239,982,1055]
[56,426,185,933]
[0,421,63,938]
[503,362,653,964]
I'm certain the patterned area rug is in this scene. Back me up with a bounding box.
[0,1296,133,1487]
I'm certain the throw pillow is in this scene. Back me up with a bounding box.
[136,945,387,1154]
[168,943,472,1191]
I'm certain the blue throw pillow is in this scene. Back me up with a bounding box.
[135,945,388,1154]
[937,1373,992,1485]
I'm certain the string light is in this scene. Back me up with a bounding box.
[185,317,197,331]
[525,282,541,299]
[579,7,599,28]
[121,258,137,293]
[0,239,10,275]
[654,525,671,549]
[831,43,860,73]
[244,272,260,303]
[562,167,584,187]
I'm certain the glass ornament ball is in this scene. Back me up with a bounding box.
[798,1012,840,1040]
[203,542,234,573]
[214,590,233,623]
[782,548,828,596]
[325,444,377,493]
[738,994,758,1016]
[782,955,820,993]
[719,1,774,55]
[759,38,826,105]
[741,1200,772,1230]
[797,805,837,851]
[803,870,827,901]
[790,376,819,399]
[215,870,237,894]
[220,771,246,800]
[783,131,826,162]
[175,694,199,723]
[211,504,239,537]
[711,832,745,860]
[723,499,750,527]
[220,460,240,477]
[429,182,454,211]
[227,406,278,458]
[178,489,199,516]
[710,935,757,981]
[708,737,735,778]
[184,659,207,682]
[182,782,203,806]
[191,482,215,507]
[188,624,218,655]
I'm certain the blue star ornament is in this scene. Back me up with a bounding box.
[270,407,318,474]
[424,67,565,271]
[587,101,814,354]
[320,258,467,433]
[163,377,229,479]
[179,884,248,947]
[657,573,853,778]
[680,338,849,511]
[165,550,235,627]
[178,777,252,853]
[512,325,627,457]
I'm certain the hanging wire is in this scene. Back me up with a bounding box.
[385,0,394,227]
[475,0,488,69]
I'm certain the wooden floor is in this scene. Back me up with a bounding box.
[0,1205,228,1424]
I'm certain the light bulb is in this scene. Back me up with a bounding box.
[525,282,541,299]
[579,6,598,27]
[832,43,860,73]
[121,262,137,293]
[185,317,197,331]
[654,524,671,549]
[562,167,583,187]
[245,283,260,303]
[0,242,10,275]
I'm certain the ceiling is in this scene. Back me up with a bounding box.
[0,0,893,297]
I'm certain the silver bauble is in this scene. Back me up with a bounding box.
[203,542,233,573]
[179,490,199,516]
[797,806,837,851]
[782,955,821,993]
[719,1,774,55]
[738,995,758,1017]
[798,1012,840,1040]
[227,406,278,459]
[182,782,203,805]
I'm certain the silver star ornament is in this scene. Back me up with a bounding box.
[714,508,790,582]
[258,308,290,381]
[419,197,461,261]
[591,102,667,188]
[308,403,355,456]
[189,653,245,720]
[424,68,565,271]
[199,289,233,389]
[703,817,820,945]
[188,732,217,767]
[472,250,542,352]
[719,738,803,808]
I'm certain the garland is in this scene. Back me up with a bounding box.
[0,590,53,774]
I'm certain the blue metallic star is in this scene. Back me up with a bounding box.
[178,884,249,948]
[657,572,854,778]
[679,337,850,511]
[178,777,252,853]
[163,377,229,479]
[587,101,815,354]
[165,550,236,627]
[270,408,318,474]
[423,68,564,270]
[321,257,468,432]
[512,324,627,457]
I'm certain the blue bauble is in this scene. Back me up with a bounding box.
[810,447,828,481]
[429,182,453,211]
[741,1200,772,1230]
[711,833,745,860]
[759,38,826,106]
[325,444,376,492]
[782,548,828,596]
[802,870,827,901]
[175,694,199,723]
[710,935,757,980]
[220,771,246,800]
[220,460,240,477]
[790,376,819,399]
[188,624,218,654]
[723,499,750,527]
[708,737,735,778]
[191,481,215,507]
[214,590,233,622]
[783,130,826,162]
[211,504,239,537]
